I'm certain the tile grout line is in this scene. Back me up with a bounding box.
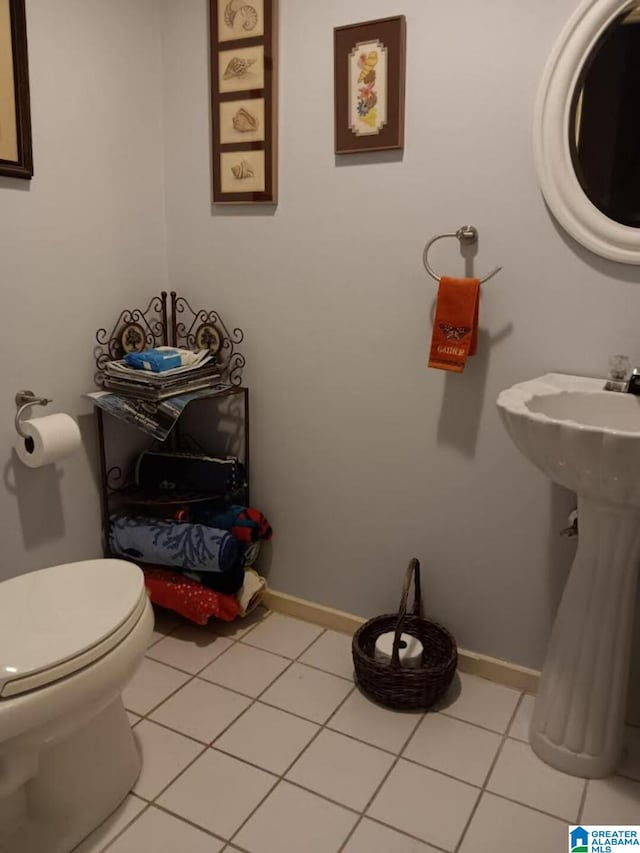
[144,645,570,843]
[106,610,620,851]
[216,634,339,848]
[205,625,332,742]
[138,676,536,776]
[69,795,150,853]
[135,647,234,720]
[96,642,244,848]
[145,607,273,664]
[133,694,537,808]
[117,732,598,845]
[143,624,542,745]
[209,626,331,757]
[141,649,529,745]
[142,624,609,843]
[335,708,428,853]
[223,628,360,848]
[144,800,229,848]
[142,621,360,761]
[577,778,590,824]
[118,748,582,853]
[95,610,279,852]
[487,790,586,824]
[453,688,524,853]
[364,815,452,853]
[96,614,387,849]
[86,798,155,853]
[142,621,331,852]
[148,641,355,687]
[438,706,524,737]
[129,607,276,723]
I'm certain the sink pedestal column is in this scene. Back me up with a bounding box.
[531,497,640,778]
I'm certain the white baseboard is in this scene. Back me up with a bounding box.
[264,588,540,695]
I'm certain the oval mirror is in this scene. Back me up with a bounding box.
[570,6,640,228]
[534,0,640,263]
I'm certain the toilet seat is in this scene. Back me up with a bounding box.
[0,560,146,698]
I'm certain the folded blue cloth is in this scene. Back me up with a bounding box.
[124,348,185,372]
[109,513,239,574]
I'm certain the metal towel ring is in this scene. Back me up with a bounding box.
[422,225,502,284]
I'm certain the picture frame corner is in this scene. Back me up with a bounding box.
[0,0,34,181]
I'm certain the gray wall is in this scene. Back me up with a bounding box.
[2,0,639,701]
[0,0,167,577]
[157,0,640,673]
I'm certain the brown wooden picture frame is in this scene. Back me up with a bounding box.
[0,0,32,179]
[210,0,277,204]
[334,15,406,155]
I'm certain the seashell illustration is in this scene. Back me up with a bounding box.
[231,159,255,179]
[363,92,378,111]
[358,51,379,83]
[224,0,257,30]
[223,57,256,80]
[239,5,258,31]
[232,107,259,133]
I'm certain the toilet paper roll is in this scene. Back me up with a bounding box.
[374,631,424,669]
[16,414,81,468]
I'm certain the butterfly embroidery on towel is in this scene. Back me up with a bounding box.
[438,323,471,341]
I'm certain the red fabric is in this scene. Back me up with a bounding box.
[232,508,273,543]
[142,567,240,625]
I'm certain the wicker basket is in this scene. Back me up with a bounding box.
[352,558,457,711]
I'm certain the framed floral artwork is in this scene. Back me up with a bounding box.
[334,16,406,155]
[0,0,32,179]
[210,0,277,203]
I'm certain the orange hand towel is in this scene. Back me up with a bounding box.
[428,276,480,373]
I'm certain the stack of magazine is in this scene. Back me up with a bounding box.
[103,351,221,401]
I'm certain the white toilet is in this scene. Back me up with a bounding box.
[0,559,153,853]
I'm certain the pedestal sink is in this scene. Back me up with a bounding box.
[497,373,640,778]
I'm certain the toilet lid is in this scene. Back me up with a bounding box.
[0,559,146,698]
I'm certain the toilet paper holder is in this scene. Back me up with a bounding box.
[15,390,52,439]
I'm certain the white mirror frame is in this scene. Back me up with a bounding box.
[534,0,640,264]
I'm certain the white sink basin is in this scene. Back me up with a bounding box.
[498,373,640,505]
[497,373,640,778]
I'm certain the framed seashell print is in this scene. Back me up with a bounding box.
[210,0,277,203]
[334,16,406,155]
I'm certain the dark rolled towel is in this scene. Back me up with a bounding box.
[109,513,239,574]
[182,565,245,596]
[135,450,245,497]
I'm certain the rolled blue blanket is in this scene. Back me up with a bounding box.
[109,513,239,574]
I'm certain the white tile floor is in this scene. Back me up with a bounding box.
[75,607,640,853]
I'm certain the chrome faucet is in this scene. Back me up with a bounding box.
[627,368,640,395]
